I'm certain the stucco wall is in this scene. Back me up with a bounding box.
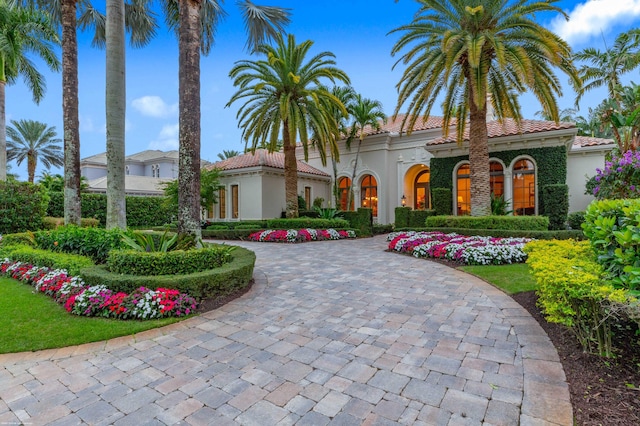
[567,149,606,212]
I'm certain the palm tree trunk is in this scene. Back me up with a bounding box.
[346,137,363,211]
[283,121,298,218]
[62,0,81,225]
[105,0,127,229]
[331,155,339,208]
[0,79,5,181]
[177,0,202,239]
[27,152,36,183]
[468,93,491,216]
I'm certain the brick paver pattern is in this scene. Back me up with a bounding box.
[0,236,572,425]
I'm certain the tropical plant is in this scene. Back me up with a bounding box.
[160,0,290,239]
[38,172,88,192]
[534,107,577,123]
[314,206,342,219]
[216,149,240,160]
[0,1,60,182]
[391,0,580,216]
[162,167,222,214]
[490,192,512,216]
[121,231,179,252]
[6,119,63,183]
[227,33,350,218]
[575,28,640,104]
[345,94,386,210]
[595,82,640,151]
[575,107,613,138]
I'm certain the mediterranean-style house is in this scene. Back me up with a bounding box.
[80,150,180,196]
[208,115,615,225]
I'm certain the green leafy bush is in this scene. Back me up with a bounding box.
[0,244,94,275]
[107,244,234,276]
[583,199,640,293]
[425,215,549,231]
[591,150,640,199]
[0,181,48,233]
[373,224,393,235]
[567,211,586,230]
[298,210,320,218]
[81,246,255,300]
[314,207,343,220]
[341,208,373,237]
[267,218,349,229]
[35,226,126,263]
[205,220,267,230]
[431,188,453,215]
[0,232,37,247]
[542,184,569,230]
[42,217,100,229]
[409,209,437,228]
[394,207,411,228]
[525,239,629,357]
[415,227,584,240]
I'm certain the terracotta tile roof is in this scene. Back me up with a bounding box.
[207,149,330,177]
[427,118,575,145]
[359,114,448,137]
[573,135,616,148]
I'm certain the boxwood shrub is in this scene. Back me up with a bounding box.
[341,208,373,237]
[107,245,234,276]
[567,211,586,230]
[0,244,94,275]
[80,246,256,300]
[266,218,349,229]
[0,180,48,233]
[542,184,569,230]
[395,207,411,228]
[409,209,437,228]
[425,215,549,231]
[417,227,584,240]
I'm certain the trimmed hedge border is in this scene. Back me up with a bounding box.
[415,227,585,240]
[80,246,256,300]
[0,244,95,275]
[425,215,549,231]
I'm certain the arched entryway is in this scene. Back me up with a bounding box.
[361,174,378,217]
[414,169,431,209]
[338,177,353,211]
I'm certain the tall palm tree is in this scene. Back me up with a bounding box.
[217,149,240,160]
[161,0,290,237]
[534,107,577,123]
[391,0,580,216]
[575,29,640,104]
[345,94,386,211]
[325,85,355,208]
[6,119,63,183]
[0,2,60,181]
[105,0,156,229]
[227,33,350,218]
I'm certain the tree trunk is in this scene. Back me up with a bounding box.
[468,91,491,216]
[283,120,299,218]
[27,152,36,183]
[331,155,339,208]
[346,136,363,211]
[62,0,81,225]
[105,0,127,229]
[0,79,6,181]
[177,0,202,240]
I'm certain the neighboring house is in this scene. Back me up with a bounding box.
[80,150,179,196]
[298,115,615,225]
[205,149,331,220]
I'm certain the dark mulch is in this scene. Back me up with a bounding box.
[194,279,254,314]
[512,291,640,426]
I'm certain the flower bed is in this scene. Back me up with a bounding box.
[387,231,532,265]
[1,258,197,319]
[248,229,356,243]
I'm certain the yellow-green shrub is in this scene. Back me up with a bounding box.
[525,239,630,357]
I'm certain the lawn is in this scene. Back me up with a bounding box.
[0,277,181,354]
[458,263,538,294]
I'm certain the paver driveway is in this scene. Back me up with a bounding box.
[0,236,571,425]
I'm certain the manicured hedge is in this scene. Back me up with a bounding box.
[395,207,411,228]
[0,180,48,233]
[47,192,175,227]
[567,211,585,230]
[431,188,453,215]
[416,227,584,240]
[409,209,437,228]
[0,244,94,275]
[266,218,349,229]
[80,246,256,300]
[373,224,394,235]
[425,215,549,231]
[107,245,234,276]
[341,208,373,237]
[542,184,569,230]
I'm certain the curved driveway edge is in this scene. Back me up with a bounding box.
[0,236,571,425]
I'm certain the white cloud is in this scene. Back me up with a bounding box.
[148,123,179,150]
[551,0,640,45]
[131,95,177,118]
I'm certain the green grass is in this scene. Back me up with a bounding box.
[458,263,538,294]
[0,277,181,354]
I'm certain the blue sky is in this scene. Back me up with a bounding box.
[7,0,640,180]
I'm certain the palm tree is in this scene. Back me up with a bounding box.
[105,0,156,229]
[161,0,290,237]
[6,119,63,183]
[534,107,577,123]
[217,149,240,160]
[0,2,60,181]
[575,29,640,104]
[345,94,386,211]
[391,0,580,216]
[227,33,350,218]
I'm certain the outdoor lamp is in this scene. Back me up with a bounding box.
[401,194,406,206]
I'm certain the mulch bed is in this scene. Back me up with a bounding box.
[513,291,640,426]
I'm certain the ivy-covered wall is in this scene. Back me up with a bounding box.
[429,145,567,215]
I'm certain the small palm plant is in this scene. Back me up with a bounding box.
[314,206,343,220]
[490,193,513,216]
[121,231,199,252]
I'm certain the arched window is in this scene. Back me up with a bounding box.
[414,169,430,210]
[361,175,378,217]
[456,164,470,215]
[338,177,352,211]
[490,161,504,198]
[512,158,536,215]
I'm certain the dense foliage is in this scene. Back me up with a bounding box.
[425,215,549,231]
[592,150,640,200]
[0,181,48,234]
[542,184,569,230]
